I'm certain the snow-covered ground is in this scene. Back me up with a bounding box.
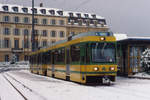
[1,69,150,100]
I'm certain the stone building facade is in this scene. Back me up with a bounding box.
[0,4,108,62]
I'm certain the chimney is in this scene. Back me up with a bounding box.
[40,3,43,7]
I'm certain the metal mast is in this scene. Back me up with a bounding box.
[31,0,35,51]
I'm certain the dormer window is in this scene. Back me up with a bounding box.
[32,8,37,14]
[41,9,46,14]
[93,20,98,27]
[98,19,106,25]
[49,10,55,15]
[57,11,63,16]
[76,13,81,18]
[3,6,9,11]
[12,7,18,12]
[78,19,82,26]
[22,8,28,13]
[84,14,89,18]
[69,13,73,17]
[91,14,96,19]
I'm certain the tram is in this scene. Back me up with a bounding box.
[29,32,117,84]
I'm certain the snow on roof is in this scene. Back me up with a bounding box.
[114,33,128,41]
[0,3,105,19]
[114,33,150,41]
[127,37,150,40]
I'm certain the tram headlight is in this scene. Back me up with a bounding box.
[94,67,99,71]
[110,67,115,71]
[100,37,105,41]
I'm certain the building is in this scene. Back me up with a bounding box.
[115,34,150,76]
[0,4,108,62]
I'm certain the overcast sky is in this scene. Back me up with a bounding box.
[0,0,150,36]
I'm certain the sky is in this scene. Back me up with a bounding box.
[0,0,150,36]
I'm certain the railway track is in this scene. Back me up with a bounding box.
[3,74,28,100]
[2,73,47,100]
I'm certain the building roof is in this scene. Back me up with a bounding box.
[114,33,128,41]
[114,33,150,41]
[0,3,105,19]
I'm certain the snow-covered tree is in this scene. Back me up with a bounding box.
[141,48,150,73]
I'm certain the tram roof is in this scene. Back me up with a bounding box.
[31,31,115,55]
[42,31,113,48]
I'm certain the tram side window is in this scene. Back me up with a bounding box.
[45,51,51,64]
[54,48,65,64]
[33,55,36,64]
[38,53,42,64]
[71,44,80,63]
[42,53,45,64]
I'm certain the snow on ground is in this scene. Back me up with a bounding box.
[131,72,150,78]
[0,74,24,100]
[1,70,150,100]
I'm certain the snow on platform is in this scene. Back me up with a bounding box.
[1,70,150,100]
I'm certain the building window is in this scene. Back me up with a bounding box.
[14,16,19,23]
[70,32,75,36]
[59,31,65,37]
[32,8,37,14]
[4,38,10,48]
[50,19,56,25]
[5,55,9,62]
[41,9,46,14]
[3,6,9,11]
[3,16,10,22]
[98,19,106,25]
[24,17,29,23]
[49,10,55,15]
[22,8,28,13]
[42,40,47,47]
[51,31,56,37]
[24,29,29,35]
[24,55,28,61]
[34,18,38,24]
[34,30,39,35]
[42,30,47,36]
[14,28,20,35]
[57,11,63,16]
[14,39,19,49]
[86,20,90,26]
[76,13,81,18]
[91,14,96,19]
[84,14,89,18]
[24,40,29,48]
[69,13,73,17]
[59,20,64,25]
[42,19,47,25]
[12,7,18,12]
[4,28,10,35]
[16,54,19,62]
[78,19,82,26]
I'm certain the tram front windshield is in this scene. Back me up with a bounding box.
[91,43,116,63]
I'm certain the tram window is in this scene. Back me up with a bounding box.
[42,53,45,64]
[38,53,42,64]
[71,45,80,63]
[54,48,65,64]
[45,51,51,64]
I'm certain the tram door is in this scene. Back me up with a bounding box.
[80,44,89,75]
[52,51,55,77]
[66,47,70,80]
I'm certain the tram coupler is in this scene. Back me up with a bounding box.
[102,76,111,85]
